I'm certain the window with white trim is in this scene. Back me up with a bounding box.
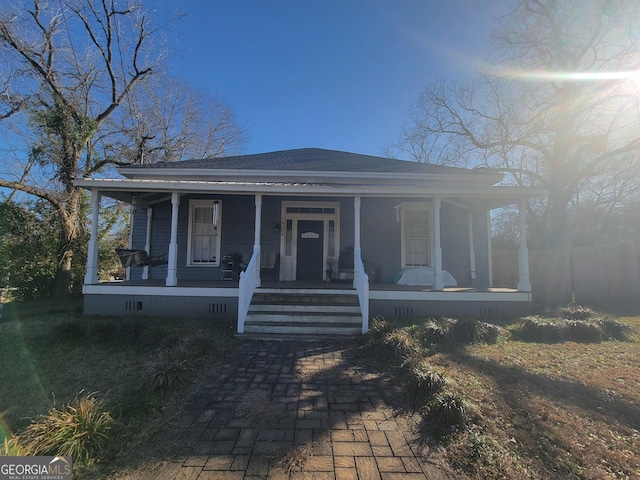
[401,203,431,268]
[187,200,221,266]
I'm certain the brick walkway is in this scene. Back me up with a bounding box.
[139,341,455,479]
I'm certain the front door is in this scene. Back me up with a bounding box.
[296,220,324,281]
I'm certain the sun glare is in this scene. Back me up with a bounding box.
[502,68,640,83]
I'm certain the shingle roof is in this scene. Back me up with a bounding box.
[124,148,485,175]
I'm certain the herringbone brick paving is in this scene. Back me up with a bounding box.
[136,341,455,479]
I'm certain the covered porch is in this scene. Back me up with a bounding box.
[77,178,536,335]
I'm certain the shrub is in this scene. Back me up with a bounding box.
[514,313,628,343]
[597,318,629,340]
[405,361,446,407]
[366,316,394,344]
[448,318,502,345]
[424,389,470,432]
[553,304,594,320]
[138,351,190,392]
[564,320,603,343]
[514,316,565,343]
[385,329,422,362]
[420,319,448,345]
[1,437,26,456]
[17,393,113,464]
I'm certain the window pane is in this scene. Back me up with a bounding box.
[405,208,429,266]
[285,219,293,256]
[190,202,220,264]
[328,220,335,257]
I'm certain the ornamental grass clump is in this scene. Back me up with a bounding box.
[138,351,190,392]
[448,318,502,345]
[514,305,629,344]
[404,361,447,407]
[1,437,26,456]
[424,389,470,433]
[385,329,422,363]
[597,317,629,340]
[364,316,394,346]
[514,316,566,343]
[420,319,448,346]
[17,393,113,464]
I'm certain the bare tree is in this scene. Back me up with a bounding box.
[392,0,640,248]
[0,0,246,297]
[114,74,246,165]
[0,0,165,297]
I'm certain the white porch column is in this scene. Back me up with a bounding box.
[517,198,532,292]
[142,207,153,280]
[468,211,476,284]
[84,190,101,285]
[487,211,494,287]
[166,192,180,286]
[254,194,262,286]
[433,196,444,291]
[254,194,262,247]
[354,196,361,250]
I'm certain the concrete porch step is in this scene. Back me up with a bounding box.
[252,292,358,305]
[246,312,361,324]
[243,289,363,338]
[249,304,361,314]
[244,322,361,335]
[236,332,359,342]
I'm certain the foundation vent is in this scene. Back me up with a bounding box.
[479,306,498,318]
[394,306,414,317]
[125,300,143,311]
[209,303,228,314]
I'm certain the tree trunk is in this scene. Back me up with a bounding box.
[545,188,572,249]
[52,248,73,298]
[51,188,82,299]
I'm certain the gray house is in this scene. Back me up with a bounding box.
[76,148,541,337]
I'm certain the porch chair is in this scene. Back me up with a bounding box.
[221,252,244,281]
[116,248,168,268]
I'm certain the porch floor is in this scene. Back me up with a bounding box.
[97,279,518,293]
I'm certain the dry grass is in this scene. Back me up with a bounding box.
[363,307,640,479]
[277,442,314,474]
[426,313,640,479]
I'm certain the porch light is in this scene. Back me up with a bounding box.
[395,204,401,222]
[274,223,281,234]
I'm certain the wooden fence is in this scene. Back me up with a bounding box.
[492,245,640,307]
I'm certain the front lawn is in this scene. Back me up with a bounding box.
[362,305,640,479]
[0,299,237,474]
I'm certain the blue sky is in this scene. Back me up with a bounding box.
[160,1,508,157]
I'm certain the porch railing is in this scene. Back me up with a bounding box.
[237,245,261,334]
[353,246,369,334]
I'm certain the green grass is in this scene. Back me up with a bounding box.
[0,299,237,460]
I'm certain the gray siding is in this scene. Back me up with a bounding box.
[127,193,492,286]
[361,197,401,284]
[441,202,471,286]
[472,209,491,288]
